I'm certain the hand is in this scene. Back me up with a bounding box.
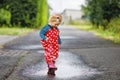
[46,38,49,43]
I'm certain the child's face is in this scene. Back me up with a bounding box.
[52,19,61,27]
[49,14,62,27]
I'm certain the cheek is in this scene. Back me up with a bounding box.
[51,22,56,26]
[53,23,56,26]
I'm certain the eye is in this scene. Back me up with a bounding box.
[56,17,60,22]
[57,17,59,19]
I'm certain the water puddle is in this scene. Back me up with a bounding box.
[8,45,43,50]
[23,51,103,79]
[18,45,43,50]
[61,36,76,39]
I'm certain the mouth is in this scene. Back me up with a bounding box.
[55,24,59,26]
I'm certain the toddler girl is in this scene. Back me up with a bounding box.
[40,13,62,75]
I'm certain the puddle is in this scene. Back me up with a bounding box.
[22,51,103,79]
[18,45,43,50]
[7,45,43,50]
[61,36,76,39]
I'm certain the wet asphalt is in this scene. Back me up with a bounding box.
[1,25,120,80]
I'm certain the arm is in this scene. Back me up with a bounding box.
[39,25,50,40]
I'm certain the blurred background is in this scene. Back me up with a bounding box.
[0,0,120,43]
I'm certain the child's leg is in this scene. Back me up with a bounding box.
[41,41,56,75]
[44,43,59,69]
[44,44,55,67]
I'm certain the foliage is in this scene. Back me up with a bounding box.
[0,8,11,26]
[107,17,120,34]
[0,0,49,28]
[36,0,49,27]
[82,0,120,29]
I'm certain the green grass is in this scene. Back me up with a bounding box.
[94,29,120,44]
[75,24,93,31]
[0,27,34,36]
[73,24,120,44]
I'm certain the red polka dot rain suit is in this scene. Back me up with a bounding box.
[40,25,61,64]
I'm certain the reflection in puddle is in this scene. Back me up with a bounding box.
[61,36,76,39]
[15,45,43,50]
[23,51,103,79]
[55,52,101,78]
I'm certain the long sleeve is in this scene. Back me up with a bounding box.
[39,25,50,40]
[58,35,62,44]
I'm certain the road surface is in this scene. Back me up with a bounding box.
[0,25,120,80]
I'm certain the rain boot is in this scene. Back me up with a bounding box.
[53,61,57,70]
[47,62,56,75]
[47,68,55,76]
[48,62,54,68]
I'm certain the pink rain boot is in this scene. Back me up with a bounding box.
[53,61,57,70]
[48,62,54,68]
[48,62,57,70]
